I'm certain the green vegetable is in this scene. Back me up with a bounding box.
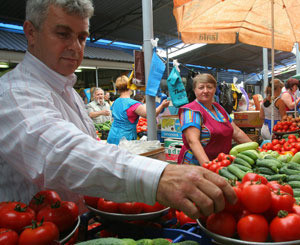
[176,242,199,245]
[277,153,293,163]
[255,159,279,173]
[287,162,300,171]
[239,150,258,161]
[153,238,171,245]
[291,152,300,164]
[233,157,252,168]
[236,153,255,165]
[287,175,300,182]
[292,188,300,198]
[257,167,276,175]
[231,164,252,172]
[287,181,300,189]
[76,238,124,245]
[279,166,300,175]
[219,167,238,180]
[136,239,153,245]
[265,174,287,182]
[229,142,259,156]
[227,164,247,180]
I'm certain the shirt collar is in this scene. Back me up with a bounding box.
[23,51,77,95]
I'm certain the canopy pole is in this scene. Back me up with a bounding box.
[270,0,275,140]
[142,0,157,140]
[95,67,98,88]
[263,48,268,96]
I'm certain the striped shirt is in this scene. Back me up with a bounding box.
[0,52,167,212]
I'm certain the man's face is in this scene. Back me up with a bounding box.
[94,90,104,103]
[24,5,89,76]
[104,92,110,101]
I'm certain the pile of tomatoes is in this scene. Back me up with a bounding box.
[261,135,300,155]
[0,190,79,245]
[136,118,147,133]
[84,196,166,214]
[205,173,300,242]
[202,152,235,173]
[273,120,300,133]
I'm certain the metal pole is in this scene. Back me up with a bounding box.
[142,0,157,140]
[263,48,268,97]
[270,0,275,139]
[296,43,300,74]
[95,67,99,88]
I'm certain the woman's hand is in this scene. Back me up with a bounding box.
[156,164,237,219]
[161,99,170,108]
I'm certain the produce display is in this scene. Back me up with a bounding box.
[137,117,147,133]
[273,115,300,133]
[201,139,300,243]
[0,190,79,245]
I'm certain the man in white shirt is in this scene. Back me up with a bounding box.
[87,88,112,124]
[0,0,236,217]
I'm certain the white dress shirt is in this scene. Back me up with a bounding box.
[0,52,168,212]
[87,100,112,124]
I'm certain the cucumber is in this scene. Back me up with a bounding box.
[287,175,300,182]
[236,153,255,165]
[287,181,300,189]
[231,164,252,172]
[233,157,252,169]
[256,159,279,173]
[229,142,259,155]
[239,150,258,161]
[257,167,276,175]
[286,162,300,171]
[259,158,282,169]
[263,155,283,167]
[227,164,247,180]
[280,166,300,175]
[219,167,237,180]
[293,188,300,198]
[265,174,287,182]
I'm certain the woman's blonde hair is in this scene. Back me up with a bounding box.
[115,75,129,93]
[193,73,217,89]
[265,79,284,96]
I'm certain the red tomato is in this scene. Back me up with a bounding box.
[118,202,143,214]
[241,173,268,185]
[267,181,294,196]
[241,183,271,213]
[270,212,300,242]
[18,221,59,245]
[83,196,99,208]
[291,147,298,155]
[217,152,226,162]
[284,142,293,151]
[279,138,286,145]
[270,190,295,216]
[216,166,224,174]
[208,163,220,172]
[237,214,269,242]
[202,162,210,169]
[37,201,78,233]
[272,144,282,152]
[97,198,119,213]
[0,228,18,245]
[272,139,279,145]
[265,142,273,150]
[176,211,196,226]
[29,190,61,213]
[142,202,165,213]
[206,212,236,238]
[288,134,297,140]
[293,203,300,215]
[220,159,231,167]
[224,184,243,214]
[295,142,300,151]
[224,154,235,162]
[0,202,35,233]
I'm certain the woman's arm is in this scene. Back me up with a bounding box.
[183,127,210,165]
[281,92,297,110]
[259,104,265,121]
[135,99,170,118]
[232,122,252,144]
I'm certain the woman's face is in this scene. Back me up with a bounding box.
[291,84,298,93]
[194,82,216,103]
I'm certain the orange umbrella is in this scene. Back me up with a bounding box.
[173,0,300,138]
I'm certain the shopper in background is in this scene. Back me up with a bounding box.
[87,87,112,124]
[79,88,88,105]
[133,94,146,104]
[107,75,169,145]
[104,91,113,107]
[281,78,300,113]
[178,73,252,165]
[259,79,286,141]
[0,0,237,218]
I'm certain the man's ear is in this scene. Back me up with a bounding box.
[23,20,37,48]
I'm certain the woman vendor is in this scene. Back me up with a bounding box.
[107,75,169,145]
[177,73,252,165]
[281,78,300,113]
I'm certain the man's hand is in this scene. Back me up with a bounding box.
[101,110,111,116]
[156,164,237,219]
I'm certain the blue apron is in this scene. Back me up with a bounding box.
[107,98,141,145]
[264,119,280,134]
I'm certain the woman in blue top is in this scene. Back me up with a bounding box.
[107,75,169,145]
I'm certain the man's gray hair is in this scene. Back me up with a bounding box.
[26,0,94,30]
[93,87,104,97]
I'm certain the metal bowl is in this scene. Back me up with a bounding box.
[58,216,80,244]
[86,204,170,221]
[197,219,300,245]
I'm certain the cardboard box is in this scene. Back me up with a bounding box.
[160,115,182,139]
[233,111,263,128]
[164,138,183,162]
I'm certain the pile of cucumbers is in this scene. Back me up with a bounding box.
[219,142,300,201]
